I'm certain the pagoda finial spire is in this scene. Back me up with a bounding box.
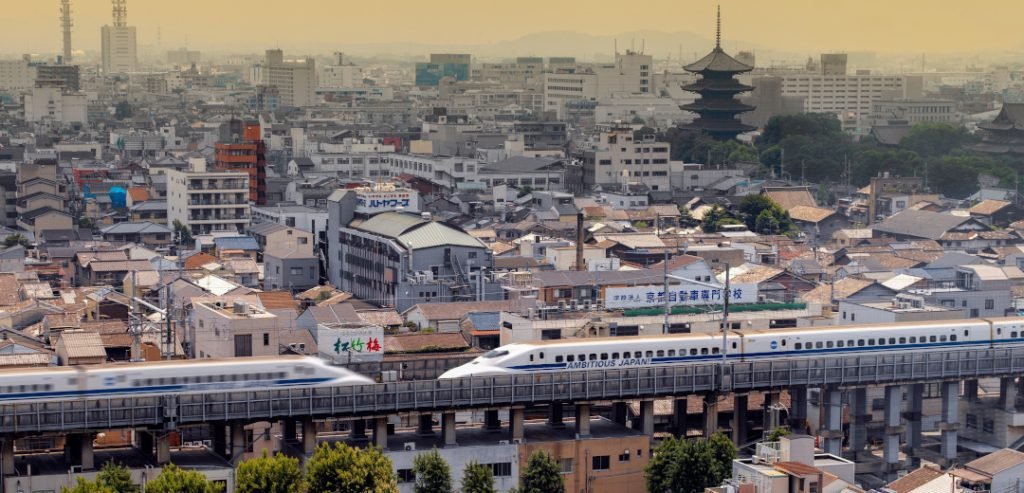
[716,5,721,49]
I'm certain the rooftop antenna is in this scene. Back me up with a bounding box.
[112,0,127,27]
[60,0,73,63]
[716,5,722,49]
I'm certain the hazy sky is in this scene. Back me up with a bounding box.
[2,0,1022,56]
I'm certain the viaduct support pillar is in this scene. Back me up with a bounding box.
[638,399,655,436]
[703,393,719,437]
[418,414,434,436]
[940,381,960,462]
[230,423,246,461]
[821,387,843,456]
[848,388,869,456]
[672,398,688,436]
[547,402,564,428]
[282,419,297,443]
[904,384,924,453]
[211,423,228,459]
[883,385,904,477]
[788,386,808,434]
[350,419,367,441]
[1,438,13,476]
[509,408,525,442]
[442,411,457,447]
[763,391,781,433]
[999,377,1019,411]
[302,417,317,456]
[154,432,171,465]
[963,379,979,401]
[65,433,94,470]
[575,403,591,438]
[612,402,629,426]
[483,410,501,432]
[732,394,748,446]
[372,414,387,448]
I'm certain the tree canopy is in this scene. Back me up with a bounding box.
[519,451,564,493]
[412,449,453,493]
[306,442,398,493]
[460,461,496,493]
[236,452,304,493]
[738,195,793,234]
[700,205,742,233]
[645,433,737,493]
[61,462,136,493]
[144,463,222,493]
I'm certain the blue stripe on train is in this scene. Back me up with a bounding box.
[0,377,334,402]
[506,338,1019,372]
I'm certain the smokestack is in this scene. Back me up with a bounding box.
[575,213,585,271]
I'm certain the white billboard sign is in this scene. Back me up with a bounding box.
[604,283,759,310]
[356,191,420,214]
[317,324,385,363]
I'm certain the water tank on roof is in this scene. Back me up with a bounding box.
[108,186,127,208]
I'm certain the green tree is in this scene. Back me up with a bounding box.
[173,219,194,246]
[4,234,30,248]
[700,205,741,233]
[98,461,137,493]
[519,451,564,493]
[63,478,115,493]
[144,463,222,493]
[766,426,791,441]
[760,113,843,147]
[79,217,97,230]
[460,461,496,493]
[412,448,453,493]
[678,207,699,228]
[236,452,304,493]
[306,442,397,493]
[899,122,975,157]
[645,433,736,493]
[738,195,792,234]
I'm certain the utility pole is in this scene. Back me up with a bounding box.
[721,263,730,365]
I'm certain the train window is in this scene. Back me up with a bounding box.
[1013,332,1019,338]
[826,341,833,348]
[909,336,917,343]
[539,352,544,359]
[666,350,674,357]
[45,385,51,391]
[700,348,709,355]
[951,335,957,341]
[529,355,534,362]
[898,337,906,344]
[690,349,698,355]
[929,336,937,342]
[578,354,585,361]
[601,353,608,360]
[837,341,845,348]
[815,342,823,349]
[868,339,875,345]
[655,350,664,357]
[18,386,24,393]
[732,342,737,350]
[939,335,947,342]
[567,355,574,362]
[857,339,865,347]
[712,347,720,354]
[795,343,802,350]
[612,352,620,359]
[483,350,509,359]
[997,328,1002,335]
[889,338,896,344]
[555,356,563,363]
[645,351,654,358]
[847,340,855,347]
[964,330,970,337]
[781,340,787,347]
[589,354,597,361]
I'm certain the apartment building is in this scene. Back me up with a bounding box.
[319,53,363,88]
[0,58,35,92]
[474,57,545,88]
[23,86,88,126]
[263,49,317,107]
[870,99,958,125]
[213,121,267,205]
[778,73,906,116]
[166,158,250,235]
[190,298,284,359]
[574,127,671,191]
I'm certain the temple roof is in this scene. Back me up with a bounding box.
[979,103,1024,131]
[684,47,754,74]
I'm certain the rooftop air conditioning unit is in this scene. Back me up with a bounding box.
[498,440,510,445]
[404,442,416,451]
[233,301,250,315]
[511,438,523,444]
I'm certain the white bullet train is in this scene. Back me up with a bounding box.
[439,317,1024,378]
[0,356,372,404]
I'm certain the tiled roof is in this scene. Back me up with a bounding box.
[306,303,363,324]
[968,199,1011,216]
[788,206,837,223]
[965,448,1024,475]
[886,467,945,493]
[406,300,516,321]
[257,291,299,311]
[57,331,107,359]
[762,186,817,210]
[773,461,822,477]
[0,273,21,306]
[801,278,875,304]
[384,332,470,353]
[357,310,403,327]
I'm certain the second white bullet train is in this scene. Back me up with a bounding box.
[439,317,1024,378]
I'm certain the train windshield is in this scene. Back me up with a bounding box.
[482,349,509,359]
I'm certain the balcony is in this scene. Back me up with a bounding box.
[188,214,251,223]
[188,199,246,206]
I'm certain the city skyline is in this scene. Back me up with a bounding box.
[3,0,1024,57]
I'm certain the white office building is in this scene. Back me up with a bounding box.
[576,127,672,191]
[778,73,907,116]
[0,58,35,92]
[263,49,317,107]
[543,51,653,119]
[23,86,88,125]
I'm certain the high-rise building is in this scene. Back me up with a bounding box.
[263,49,316,107]
[101,0,137,74]
[415,53,471,86]
[680,8,755,140]
[318,52,363,88]
[542,51,653,120]
[214,120,267,205]
[0,57,35,92]
[820,53,848,76]
[35,64,80,91]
